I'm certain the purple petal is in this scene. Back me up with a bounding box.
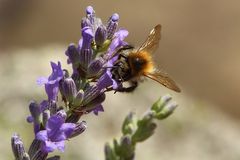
[115,28,129,41]
[55,141,65,152]
[36,77,48,86]
[78,38,83,51]
[106,70,119,89]
[60,123,76,137]
[45,83,59,101]
[41,62,63,101]
[44,141,57,153]
[93,104,104,115]
[47,115,64,139]
[36,130,48,141]
[111,13,119,22]
[50,123,75,142]
[86,6,94,14]
[81,27,94,50]
[48,61,63,82]
[97,72,113,90]
[26,116,34,123]
[107,29,129,57]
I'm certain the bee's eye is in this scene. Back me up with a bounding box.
[132,57,146,71]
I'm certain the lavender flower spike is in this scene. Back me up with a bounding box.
[36,112,76,153]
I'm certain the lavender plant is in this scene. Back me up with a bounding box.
[11,6,178,160]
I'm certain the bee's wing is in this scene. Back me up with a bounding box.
[144,71,181,92]
[137,24,161,54]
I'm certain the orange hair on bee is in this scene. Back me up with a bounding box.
[128,51,154,76]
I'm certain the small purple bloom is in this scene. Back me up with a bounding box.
[106,70,119,89]
[107,29,129,65]
[93,104,104,115]
[36,114,75,153]
[97,72,113,90]
[37,62,63,101]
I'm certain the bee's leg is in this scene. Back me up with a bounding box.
[116,81,138,93]
[116,45,134,54]
[108,45,134,60]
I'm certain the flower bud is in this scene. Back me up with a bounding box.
[22,153,30,160]
[95,25,107,47]
[118,136,135,159]
[31,150,48,160]
[82,86,100,105]
[97,73,113,90]
[106,13,119,39]
[132,123,156,143]
[73,90,84,107]
[151,94,172,112]
[65,44,80,70]
[87,58,104,77]
[42,110,50,127]
[81,17,91,29]
[86,6,95,25]
[84,94,106,114]
[80,49,93,70]
[66,114,81,123]
[60,77,77,102]
[11,133,26,160]
[122,112,137,135]
[155,102,178,120]
[28,139,42,158]
[47,156,61,160]
[29,101,41,121]
[86,6,94,15]
[104,143,117,160]
[82,27,94,50]
[28,101,41,134]
[69,121,87,138]
[132,114,157,143]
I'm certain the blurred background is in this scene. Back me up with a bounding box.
[1,0,240,159]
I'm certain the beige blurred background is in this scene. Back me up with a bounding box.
[0,0,240,159]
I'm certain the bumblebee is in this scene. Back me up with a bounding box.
[111,24,181,93]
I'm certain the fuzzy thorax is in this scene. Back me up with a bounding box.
[128,51,154,76]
